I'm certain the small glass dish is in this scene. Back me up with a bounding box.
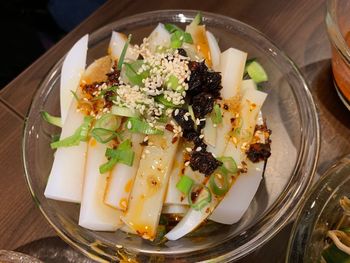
[326,0,350,110]
[286,154,350,262]
[22,10,320,262]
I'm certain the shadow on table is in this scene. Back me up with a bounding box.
[300,59,350,176]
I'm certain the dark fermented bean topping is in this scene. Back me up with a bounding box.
[177,48,187,57]
[172,109,195,132]
[192,92,215,119]
[246,143,271,163]
[246,123,272,163]
[190,151,222,176]
[186,61,222,99]
[82,82,103,96]
[106,62,120,86]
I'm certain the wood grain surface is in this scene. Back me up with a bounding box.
[0,0,349,262]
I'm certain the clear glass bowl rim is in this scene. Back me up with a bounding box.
[326,0,350,64]
[22,9,320,262]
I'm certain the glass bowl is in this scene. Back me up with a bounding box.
[22,10,320,262]
[286,154,350,262]
[326,0,350,110]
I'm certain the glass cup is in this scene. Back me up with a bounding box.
[326,0,350,110]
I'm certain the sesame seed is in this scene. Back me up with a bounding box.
[127,121,132,129]
[184,115,189,121]
[143,136,149,142]
[185,161,190,166]
[196,147,202,152]
[186,147,192,152]
[174,108,179,116]
[199,134,204,139]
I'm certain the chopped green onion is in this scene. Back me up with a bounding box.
[188,184,212,211]
[95,113,120,130]
[50,116,93,149]
[217,156,238,174]
[165,24,183,33]
[99,139,135,173]
[124,60,149,86]
[209,170,229,196]
[41,111,62,127]
[126,117,164,135]
[91,113,121,144]
[165,74,182,91]
[192,12,202,26]
[211,104,222,125]
[170,31,193,48]
[117,34,132,70]
[51,134,60,143]
[176,175,194,196]
[111,105,138,117]
[182,32,193,43]
[322,243,350,263]
[170,31,183,48]
[165,23,193,48]
[155,94,177,108]
[91,128,120,144]
[70,90,79,101]
[188,105,195,122]
[246,61,268,83]
[156,113,169,123]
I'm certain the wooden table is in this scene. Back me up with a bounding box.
[0,0,349,262]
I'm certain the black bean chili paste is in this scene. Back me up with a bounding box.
[246,123,272,163]
[172,60,224,176]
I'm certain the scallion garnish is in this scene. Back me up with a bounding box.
[165,74,182,91]
[192,12,202,26]
[126,117,164,135]
[41,111,62,127]
[211,104,222,125]
[51,134,60,143]
[111,105,138,117]
[99,139,135,173]
[155,94,177,108]
[50,116,93,149]
[245,60,268,84]
[91,113,121,144]
[164,23,193,48]
[124,60,149,86]
[188,184,212,211]
[188,105,195,122]
[117,34,132,70]
[91,128,120,144]
[176,175,194,196]
[70,90,80,101]
[217,156,238,175]
[209,170,229,196]
[95,113,120,130]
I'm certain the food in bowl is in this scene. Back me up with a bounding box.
[322,196,350,263]
[42,13,271,242]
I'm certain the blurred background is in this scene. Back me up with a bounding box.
[0,0,105,89]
